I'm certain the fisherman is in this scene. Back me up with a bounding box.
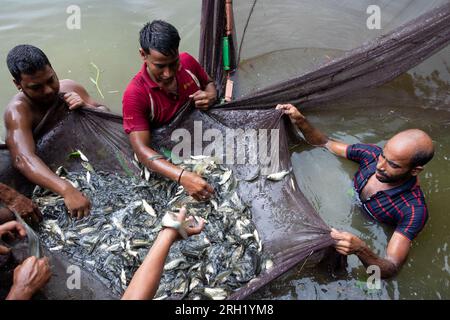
[277,103,434,278]
[0,183,51,300]
[122,20,217,201]
[4,44,110,220]
[122,207,205,300]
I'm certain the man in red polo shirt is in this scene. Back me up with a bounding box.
[123,20,217,201]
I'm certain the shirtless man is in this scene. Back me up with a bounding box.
[277,103,434,278]
[4,44,109,220]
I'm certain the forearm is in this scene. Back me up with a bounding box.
[135,146,184,183]
[6,286,33,300]
[356,243,399,278]
[122,229,177,300]
[0,207,14,224]
[295,118,329,146]
[12,153,74,196]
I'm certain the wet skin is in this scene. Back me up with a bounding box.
[276,103,434,278]
[4,65,109,219]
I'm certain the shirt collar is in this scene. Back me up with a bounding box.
[140,63,159,89]
[383,176,418,197]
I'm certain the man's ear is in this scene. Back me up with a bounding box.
[411,166,424,176]
[13,79,22,91]
[139,48,147,61]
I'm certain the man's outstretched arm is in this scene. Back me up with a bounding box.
[276,103,349,157]
[331,229,410,278]
[4,102,91,219]
[122,207,205,300]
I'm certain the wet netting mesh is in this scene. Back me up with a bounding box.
[1,0,450,299]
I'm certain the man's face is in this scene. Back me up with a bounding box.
[375,141,414,184]
[15,65,60,106]
[141,49,179,87]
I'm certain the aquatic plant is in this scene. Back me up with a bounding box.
[89,62,105,99]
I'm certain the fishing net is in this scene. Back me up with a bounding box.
[1,0,450,299]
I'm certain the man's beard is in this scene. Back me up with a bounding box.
[23,91,59,107]
[376,170,412,184]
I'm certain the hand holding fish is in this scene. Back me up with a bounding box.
[0,221,27,255]
[179,170,215,201]
[161,207,206,242]
[6,256,51,300]
[62,187,91,219]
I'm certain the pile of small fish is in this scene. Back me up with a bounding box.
[34,156,273,299]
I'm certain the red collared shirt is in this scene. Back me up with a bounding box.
[122,52,209,132]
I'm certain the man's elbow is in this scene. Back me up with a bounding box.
[380,260,401,279]
[11,152,34,173]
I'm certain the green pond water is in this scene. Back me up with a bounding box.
[0,0,449,299]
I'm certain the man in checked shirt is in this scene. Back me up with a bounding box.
[277,103,434,278]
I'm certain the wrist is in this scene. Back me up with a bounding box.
[159,228,178,243]
[61,183,77,198]
[294,117,308,128]
[355,239,367,255]
[7,285,33,300]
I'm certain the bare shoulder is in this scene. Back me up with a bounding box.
[60,79,86,92]
[4,94,33,123]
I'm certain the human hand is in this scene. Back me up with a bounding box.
[189,90,216,110]
[63,187,91,219]
[8,194,43,225]
[0,207,15,224]
[179,170,215,201]
[275,104,306,126]
[330,228,366,255]
[161,206,206,242]
[64,92,88,110]
[6,256,51,300]
[0,221,27,255]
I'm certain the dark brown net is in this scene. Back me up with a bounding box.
[0,1,449,299]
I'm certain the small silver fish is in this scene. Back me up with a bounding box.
[144,167,151,181]
[77,149,89,162]
[267,170,290,181]
[120,269,127,288]
[163,257,187,271]
[219,169,232,185]
[142,199,156,217]
[204,287,227,300]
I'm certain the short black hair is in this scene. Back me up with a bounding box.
[139,20,180,56]
[411,149,434,167]
[6,45,52,82]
